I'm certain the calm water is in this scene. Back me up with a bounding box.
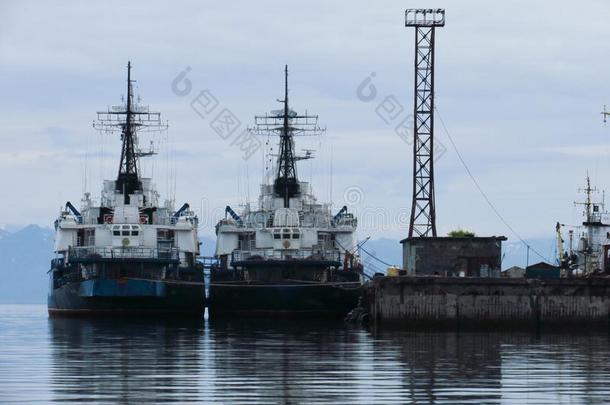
[1,305,610,404]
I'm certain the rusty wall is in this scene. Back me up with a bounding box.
[367,277,610,326]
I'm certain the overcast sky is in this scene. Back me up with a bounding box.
[1,0,610,242]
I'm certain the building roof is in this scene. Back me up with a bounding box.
[526,262,557,270]
[400,236,507,244]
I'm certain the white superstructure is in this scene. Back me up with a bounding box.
[53,61,199,270]
[54,181,200,269]
[214,65,360,271]
[215,181,358,269]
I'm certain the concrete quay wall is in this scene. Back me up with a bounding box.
[366,276,610,326]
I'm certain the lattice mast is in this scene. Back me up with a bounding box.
[251,65,324,208]
[405,9,445,238]
[93,61,167,204]
[276,65,299,206]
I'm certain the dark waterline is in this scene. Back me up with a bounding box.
[1,305,610,404]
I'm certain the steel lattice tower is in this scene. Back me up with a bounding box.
[406,9,445,238]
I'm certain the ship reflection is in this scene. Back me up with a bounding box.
[206,319,378,403]
[47,317,610,404]
[48,316,205,403]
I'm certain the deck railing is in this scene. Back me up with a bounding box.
[231,248,342,263]
[68,246,179,262]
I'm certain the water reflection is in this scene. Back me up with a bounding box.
[49,317,205,403]
[1,305,610,403]
[372,331,610,404]
[383,332,503,403]
[205,319,385,403]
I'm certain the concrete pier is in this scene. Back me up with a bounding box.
[366,276,610,327]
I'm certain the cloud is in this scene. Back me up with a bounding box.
[41,126,74,147]
[541,144,610,158]
[1,0,610,242]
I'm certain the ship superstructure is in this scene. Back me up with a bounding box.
[557,176,610,275]
[208,66,363,317]
[48,62,204,316]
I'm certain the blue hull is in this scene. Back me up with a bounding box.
[48,278,204,316]
[48,259,205,317]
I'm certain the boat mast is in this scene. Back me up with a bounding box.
[275,65,299,208]
[93,62,167,205]
[575,175,597,223]
[250,66,324,208]
[116,61,142,202]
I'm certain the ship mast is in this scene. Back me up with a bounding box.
[275,65,299,207]
[116,61,141,201]
[94,61,167,204]
[251,65,324,208]
[575,175,597,223]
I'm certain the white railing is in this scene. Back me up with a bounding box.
[68,246,179,261]
[231,248,342,263]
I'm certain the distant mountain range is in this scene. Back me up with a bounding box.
[0,225,556,304]
[0,225,55,304]
[501,237,557,269]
